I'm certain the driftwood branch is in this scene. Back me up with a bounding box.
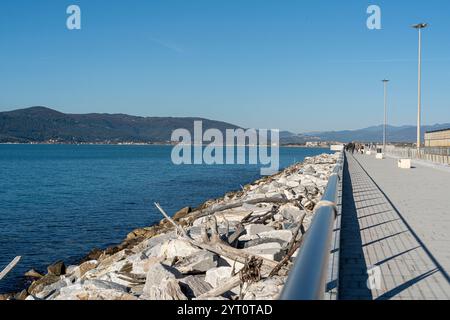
[246,205,279,225]
[269,241,302,277]
[200,225,209,243]
[197,274,242,299]
[155,202,188,238]
[199,257,264,299]
[241,211,254,224]
[221,213,230,238]
[0,256,21,281]
[153,203,289,299]
[208,215,221,243]
[154,203,281,273]
[189,196,289,222]
[286,213,306,250]
[269,214,307,277]
[227,223,245,247]
[182,232,279,274]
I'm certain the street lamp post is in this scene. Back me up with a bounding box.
[382,79,389,153]
[412,23,428,150]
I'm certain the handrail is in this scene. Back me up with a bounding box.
[279,153,343,300]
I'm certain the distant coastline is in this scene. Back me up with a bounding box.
[0,142,329,148]
[0,141,175,146]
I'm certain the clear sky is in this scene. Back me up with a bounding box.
[0,0,449,132]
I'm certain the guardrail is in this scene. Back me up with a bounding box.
[384,145,450,165]
[280,152,343,300]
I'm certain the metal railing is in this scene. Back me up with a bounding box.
[280,152,343,300]
[384,145,450,165]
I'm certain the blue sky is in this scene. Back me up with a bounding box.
[0,0,449,132]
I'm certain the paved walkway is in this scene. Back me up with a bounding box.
[339,152,450,300]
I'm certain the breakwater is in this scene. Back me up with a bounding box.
[2,152,339,300]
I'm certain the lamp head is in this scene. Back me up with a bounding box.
[412,23,428,29]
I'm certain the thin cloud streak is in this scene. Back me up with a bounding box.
[148,36,184,53]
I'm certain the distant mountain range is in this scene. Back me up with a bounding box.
[301,123,450,143]
[0,107,449,144]
[261,124,450,144]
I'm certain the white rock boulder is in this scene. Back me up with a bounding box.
[159,239,201,260]
[258,230,293,243]
[245,224,274,237]
[205,267,233,288]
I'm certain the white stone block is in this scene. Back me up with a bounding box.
[398,159,411,169]
[330,145,344,152]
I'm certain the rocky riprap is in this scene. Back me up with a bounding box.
[3,153,339,301]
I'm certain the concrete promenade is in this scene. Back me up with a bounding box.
[339,152,450,300]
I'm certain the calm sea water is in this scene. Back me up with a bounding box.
[0,144,330,293]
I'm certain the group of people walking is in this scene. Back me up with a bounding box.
[345,142,366,155]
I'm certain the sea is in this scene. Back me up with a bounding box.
[0,144,330,293]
